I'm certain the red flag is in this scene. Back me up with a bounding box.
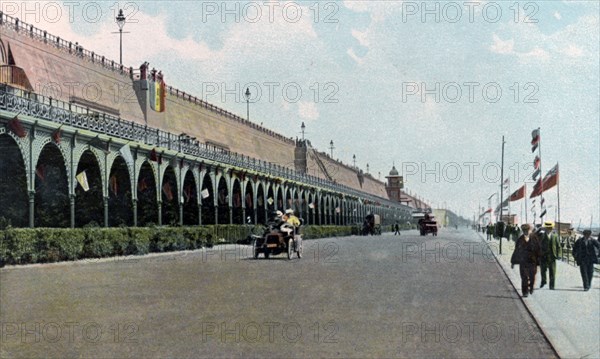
[162,182,173,201]
[541,163,559,191]
[138,177,149,192]
[530,178,543,198]
[531,129,540,143]
[7,116,27,138]
[532,168,541,181]
[509,185,526,201]
[150,148,162,164]
[35,164,45,181]
[484,208,492,214]
[533,156,540,170]
[109,175,118,196]
[52,126,62,144]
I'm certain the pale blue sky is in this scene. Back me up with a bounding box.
[9,0,598,225]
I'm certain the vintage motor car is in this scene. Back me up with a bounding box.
[252,218,303,259]
[362,214,381,235]
[418,214,438,236]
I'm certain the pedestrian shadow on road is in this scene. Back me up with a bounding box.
[550,288,591,292]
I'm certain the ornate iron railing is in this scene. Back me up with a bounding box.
[0,84,410,211]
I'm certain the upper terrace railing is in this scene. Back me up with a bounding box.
[0,11,294,145]
[0,84,409,210]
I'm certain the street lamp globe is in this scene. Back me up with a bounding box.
[116,9,126,30]
[245,87,251,100]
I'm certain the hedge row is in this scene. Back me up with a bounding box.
[0,225,366,267]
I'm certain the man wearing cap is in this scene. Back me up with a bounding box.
[573,230,600,291]
[539,221,562,289]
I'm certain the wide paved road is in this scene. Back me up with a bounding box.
[0,228,556,358]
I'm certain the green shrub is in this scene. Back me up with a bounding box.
[3,229,40,265]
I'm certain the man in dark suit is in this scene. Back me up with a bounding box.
[539,221,562,289]
[573,230,600,291]
[511,224,542,297]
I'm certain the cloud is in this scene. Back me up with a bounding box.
[298,101,319,121]
[559,44,584,58]
[346,47,364,65]
[490,34,514,55]
[489,34,549,62]
[351,29,369,48]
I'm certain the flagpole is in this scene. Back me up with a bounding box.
[499,136,505,254]
[538,127,545,222]
[557,163,560,239]
[523,185,528,223]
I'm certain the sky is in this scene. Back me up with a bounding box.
[3,0,599,226]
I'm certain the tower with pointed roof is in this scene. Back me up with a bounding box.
[385,164,403,202]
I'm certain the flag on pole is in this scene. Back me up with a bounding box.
[541,163,559,191]
[150,148,161,164]
[109,175,118,196]
[533,156,541,170]
[119,144,134,166]
[35,164,45,181]
[502,177,510,190]
[138,177,149,192]
[89,136,110,154]
[76,171,90,192]
[532,168,541,181]
[531,129,540,144]
[162,182,173,201]
[509,185,526,201]
[539,208,547,218]
[530,178,543,198]
[7,115,27,138]
[52,126,62,144]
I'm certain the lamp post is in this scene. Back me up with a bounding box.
[329,140,334,157]
[353,154,356,168]
[301,122,305,141]
[115,9,126,65]
[245,88,251,121]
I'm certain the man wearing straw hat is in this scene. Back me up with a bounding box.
[539,221,562,290]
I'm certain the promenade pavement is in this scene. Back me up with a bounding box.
[478,231,600,359]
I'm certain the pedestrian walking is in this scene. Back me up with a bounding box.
[538,221,562,290]
[394,222,400,236]
[572,230,600,291]
[486,224,492,241]
[511,224,542,297]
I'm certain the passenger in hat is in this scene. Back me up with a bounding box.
[283,209,300,228]
[573,229,600,291]
[511,224,542,297]
[539,221,562,290]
